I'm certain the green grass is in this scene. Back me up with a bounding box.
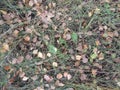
[0,0,120,90]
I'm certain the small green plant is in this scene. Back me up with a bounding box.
[71,32,78,43]
[48,44,57,54]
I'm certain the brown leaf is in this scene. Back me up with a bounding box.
[11,58,17,64]
[25,54,32,60]
[44,74,53,82]
[80,74,87,81]
[24,36,30,42]
[113,31,119,37]
[82,55,88,63]
[75,61,80,66]
[95,39,101,46]
[3,43,10,51]
[65,33,71,40]
[98,52,104,60]
[17,56,24,64]
[13,30,19,37]
[76,43,83,51]
[92,69,97,77]
[114,58,120,63]
[55,80,64,86]
[56,73,63,79]
[4,65,11,71]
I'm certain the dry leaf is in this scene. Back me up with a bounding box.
[65,33,71,40]
[25,54,32,60]
[13,30,19,37]
[19,72,25,78]
[37,52,43,58]
[33,49,38,55]
[52,62,58,67]
[44,75,53,82]
[75,61,80,66]
[11,58,17,64]
[17,56,24,64]
[107,32,114,37]
[35,87,44,90]
[82,55,88,63]
[55,80,64,86]
[63,72,68,78]
[98,52,104,60]
[56,73,63,79]
[3,43,10,51]
[95,40,101,46]
[76,43,83,51]
[113,31,119,37]
[31,75,38,81]
[4,65,11,71]
[24,36,30,42]
[47,53,51,57]
[66,74,72,80]
[80,74,87,81]
[0,10,7,14]
[0,20,4,25]
[22,76,29,81]
[92,69,97,77]
[75,55,82,60]
[93,63,102,69]
[114,58,120,63]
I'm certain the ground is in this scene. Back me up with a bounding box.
[0,0,120,90]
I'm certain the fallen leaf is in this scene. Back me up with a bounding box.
[82,55,88,63]
[37,52,43,58]
[33,49,38,55]
[22,76,29,81]
[56,73,63,79]
[80,74,87,81]
[75,61,80,66]
[19,72,25,78]
[95,40,101,46]
[11,58,17,64]
[17,56,24,64]
[76,43,83,51]
[13,30,19,37]
[114,58,120,63]
[3,43,10,51]
[75,55,82,60]
[113,31,119,37]
[66,74,72,80]
[65,33,71,40]
[52,62,58,67]
[25,54,32,60]
[98,52,104,60]
[55,80,64,86]
[24,36,30,42]
[44,74,53,82]
[4,65,11,71]
[31,75,38,81]
[94,7,100,14]
[0,10,7,14]
[63,72,68,78]
[47,53,51,57]
[92,69,97,77]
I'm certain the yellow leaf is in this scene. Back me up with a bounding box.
[2,43,10,52]
[0,10,7,14]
